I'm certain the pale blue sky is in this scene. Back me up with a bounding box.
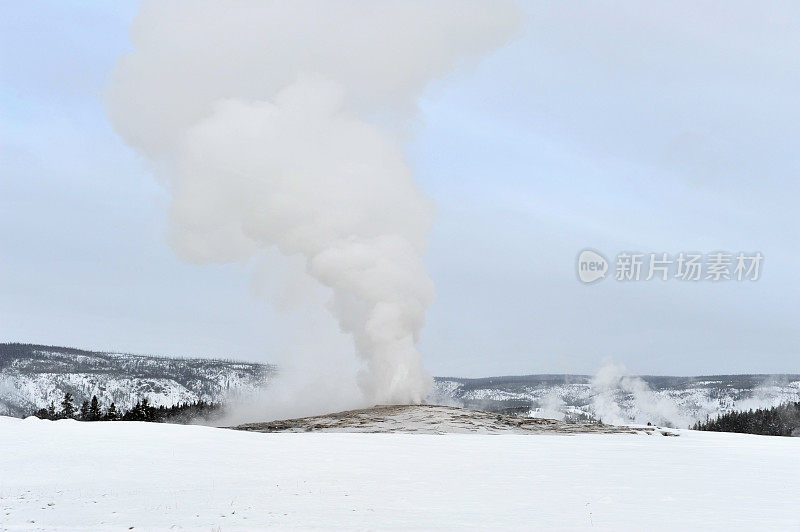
[2,1,798,376]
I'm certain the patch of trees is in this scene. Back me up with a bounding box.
[693,402,800,436]
[31,393,223,424]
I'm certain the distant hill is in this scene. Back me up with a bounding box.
[0,343,275,417]
[431,373,800,427]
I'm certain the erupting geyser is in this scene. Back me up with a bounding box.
[106,0,520,404]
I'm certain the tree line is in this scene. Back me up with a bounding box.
[31,392,223,424]
[693,401,800,436]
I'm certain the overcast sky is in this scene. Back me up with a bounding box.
[2,1,798,376]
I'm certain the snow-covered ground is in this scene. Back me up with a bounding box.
[1,416,798,530]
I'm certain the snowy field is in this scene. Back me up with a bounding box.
[1,416,798,530]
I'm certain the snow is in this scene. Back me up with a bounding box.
[1,416,799,530]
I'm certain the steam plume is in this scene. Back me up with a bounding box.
[591,359,690,428]
[107,0,520,404]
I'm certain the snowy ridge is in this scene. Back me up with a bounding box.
[431,374,800,428]
[0,343,275,416]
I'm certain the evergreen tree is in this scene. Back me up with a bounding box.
[60,392,76,419]
[80,400,90,420]
[105,402,118,421]
[89,395,102,421]
[140,397,154,421]
[47,401,56,419]
[123,400,144,421]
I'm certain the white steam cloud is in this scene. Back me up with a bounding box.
[107,1,520,405]
[591,358,691,428]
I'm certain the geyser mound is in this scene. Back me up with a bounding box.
[227,404,664,435]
